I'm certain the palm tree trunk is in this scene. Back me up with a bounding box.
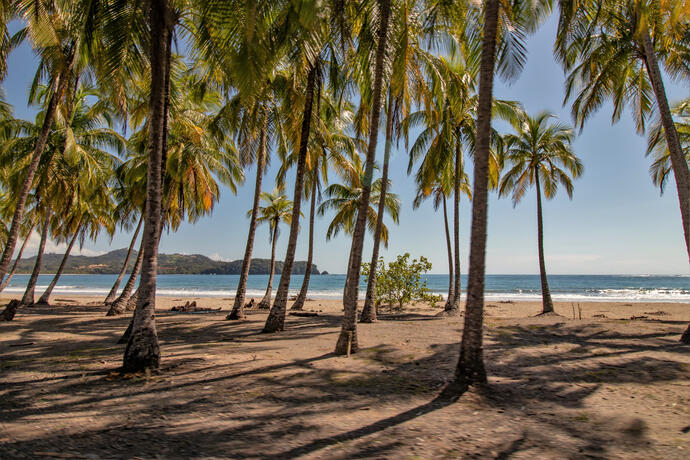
[36,227,80,306]
[442,195,454,309]
[535,174,554,314]
[123,0,170,372]
[640,30,690,263]
[258,224,278,309]
[336,0,392,354]
[639,31,690,344]
[20,209,51,307]
[448,0,499,392]
[0,51,76,283]
[228,119,267,320]
[263,64,318,333]
[361,92,395,323]
[0,224,36,294]
[104,214,143,304]
[444,140,463,315]
[291,174,317,311]
[107,240,144,316]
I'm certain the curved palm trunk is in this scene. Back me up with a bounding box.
[442,195,455,309]
[107,241,144,316]
[642,31,690,344]
[444,142,463,315]
[263,64,318,333]
[258,224,279,309]
[104,214,143,304]
[639,31,690,343]
[448,0,499,392]
[123,0,170,372]
[640,31,690,263]
[336,0,392,354]
[20,210,51,307]
[291,175,317,311]
[535,175,554,314]
[0,52,75,283]
[36,228,80,306]
[361,93,394,322]
[0,224,36,294]
[228,121,267,320]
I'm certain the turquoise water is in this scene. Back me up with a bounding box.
[4,273,689,302]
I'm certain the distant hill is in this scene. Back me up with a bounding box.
[15,249,319,275]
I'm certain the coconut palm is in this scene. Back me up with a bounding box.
[287,95,359,311]
[499,111,583,315]
[413,167,470,311]
[0,1,87,284]
[442,0,552,393]
[646,98,690,343]
[556,0,690,264]
[360,0,439,323]
[255,190,294,309]
[336,0,393,355]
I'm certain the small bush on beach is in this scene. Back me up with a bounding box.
[362,253,441,312]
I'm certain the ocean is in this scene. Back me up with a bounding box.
[3,273,689,302]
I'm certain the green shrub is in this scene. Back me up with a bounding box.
[362,253,442,312]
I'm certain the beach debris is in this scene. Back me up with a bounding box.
[170,301,221,313]
[9,342,35,347]
[289,311,319,317]
[630,315,649,320]
[592,314,607,318]
[498,300,514,304]
[644,311,669,316]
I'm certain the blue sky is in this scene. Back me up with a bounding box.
[3,14,689,275]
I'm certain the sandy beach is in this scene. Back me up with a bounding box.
[1,294,689,459]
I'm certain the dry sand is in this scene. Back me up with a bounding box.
[1,294,689,459]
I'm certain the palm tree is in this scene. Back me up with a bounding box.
[646,99,690,343]
[445,0,552,394]
[499,111,583,315]
[289,94,358,311]
[413,169,469,311]
[336,0,393,355]
[0,1,83,284]
[255,190,293,310]
[556,0,690,263]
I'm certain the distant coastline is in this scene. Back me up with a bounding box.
[14,249,319,275]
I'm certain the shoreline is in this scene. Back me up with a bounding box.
[2,293,688,321]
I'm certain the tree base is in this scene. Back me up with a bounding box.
[436,308,462,317]
[106,301,126,317]
[681,324,690,344]
[257,299,271,309]
[534,311,562,317]
[262,309,285,333]
[226,308,245,321]
[1,300,20,321]
[334,329,358,355]
[122,325,160,372]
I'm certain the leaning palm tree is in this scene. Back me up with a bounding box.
[646,99,690,343]
[0,1,85,284]
[336,0,393,354]
[499,111,583,315]
[556,0,690,264]
[254,190,293,310]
